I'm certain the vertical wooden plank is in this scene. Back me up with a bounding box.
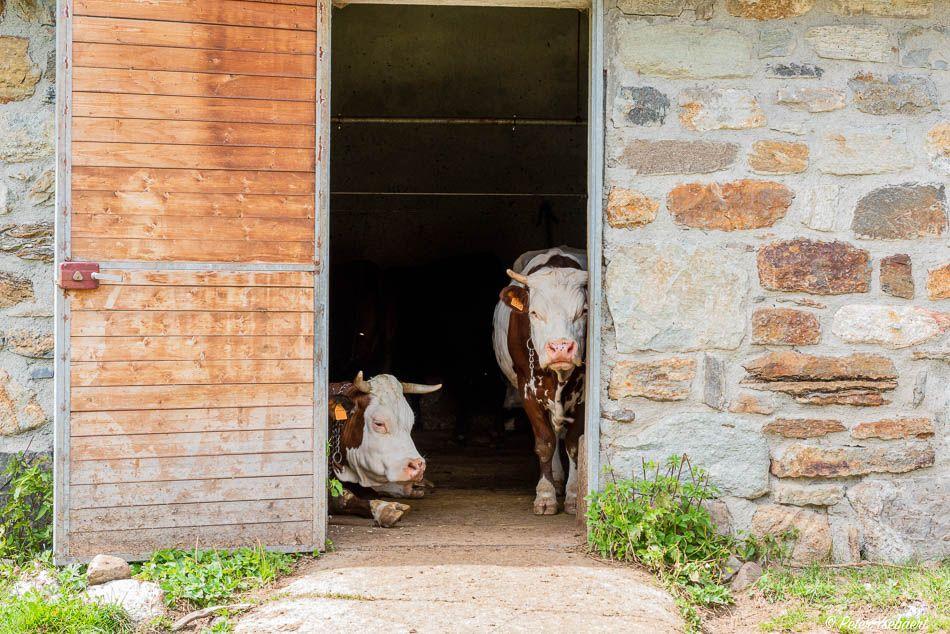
[311,0,331,551]
[584,0,604,497]
[54,0,75,565]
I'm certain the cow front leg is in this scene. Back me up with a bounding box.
[332,485,410,528]
[563,413,584,515]
[524,398,558,516]
[564,456,578,514]
[551,436,565,495]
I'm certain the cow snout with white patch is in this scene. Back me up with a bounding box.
[493,247,588,516]
[329,372,440,527]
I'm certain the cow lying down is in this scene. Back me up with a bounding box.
[328,372,440,527]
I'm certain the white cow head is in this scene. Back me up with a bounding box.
[500,267,589,379]
[338,372,440,489]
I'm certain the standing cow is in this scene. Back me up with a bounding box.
[492,247,588,515]
[329,372,440,527]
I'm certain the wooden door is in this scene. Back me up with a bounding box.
[54,0,329,561]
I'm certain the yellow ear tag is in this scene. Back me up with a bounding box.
[333,403,348,421]
[510,297,524,311]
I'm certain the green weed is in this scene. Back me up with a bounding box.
[758,607,809,632]
[0,454,54,563]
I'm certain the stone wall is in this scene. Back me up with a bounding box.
[602,0,948,563]
[0,0,55,466]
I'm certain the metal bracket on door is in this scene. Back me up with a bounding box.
[58,262,122,290]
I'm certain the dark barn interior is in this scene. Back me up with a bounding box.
[329,5,588,498]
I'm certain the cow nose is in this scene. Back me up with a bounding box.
[406,458,426,482]
[545,339,577,361]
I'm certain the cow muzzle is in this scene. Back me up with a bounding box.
[544,339,579,370]
[402,458,426,483]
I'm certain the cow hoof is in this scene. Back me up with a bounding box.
[564,496,577,515]
[533,498,559,515]
[370,500,407,528]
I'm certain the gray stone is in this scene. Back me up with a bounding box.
[606,413,770,499]
[752,505,832,565]
[832,305,947,349]
[28,170,55,206]
[852,184,946,240]
[776,87,847,113]
[613,139,738,175]
[816,129,914,175]
[87,555,131,586]
[849,73,938,116]
[606,243,749,353]
[767,63,824,78]
[774,483,845,507]
[723,555,742,581]
[730,562,763,592]
[678,88,765,131]
[801,179,843,232]
[617,24,753,79]
[85,580,165,624]
[757,27,795,58]
[29,367,53,380]
[831,0,933,17]
[900,27,948,70]
[620,86,670,127]
[805,26,892,63]
[703,354,725,411]
[617,0,688,15]
[0,182,9,215]
[0,109,54,163]
[848,476,949,563]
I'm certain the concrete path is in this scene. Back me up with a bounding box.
[235,490,682,633]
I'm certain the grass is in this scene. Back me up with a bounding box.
[133,545,298,610]
[0,591,135,634]
[751,562,950,633]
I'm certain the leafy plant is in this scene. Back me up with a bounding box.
[0,454,54,563]
[0,591,134,634]
[133,545,296,609]
[586,455,747,630]
[328,477,344,498]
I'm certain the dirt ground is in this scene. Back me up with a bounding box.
[234,430,683,633]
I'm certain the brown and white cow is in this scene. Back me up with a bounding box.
[492,247,588,515]
[329,372,440,527]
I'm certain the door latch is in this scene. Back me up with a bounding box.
[59,262,122,289]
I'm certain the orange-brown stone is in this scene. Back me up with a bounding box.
[764,418,846,438]
[771,442,935,478]
[880,255,914,299]
[928,263,950,300]
[851,418,934,440]
[727,0,816,19]
[752,308,820,345]
[668,180,793,231]
[606,188,659,229]
[748,140,809,174]
[757,239,871,295]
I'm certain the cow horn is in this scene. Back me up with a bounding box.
[506,269,530,286]
[353,371,373,393]
[401,381,442,395]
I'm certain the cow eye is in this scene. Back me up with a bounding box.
[372,420,388,434]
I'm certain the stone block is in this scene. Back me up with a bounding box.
[766,63,824,78]
[679,88,765,131]
[805,26,892,63]
[726,0,814,19]
[617,24,754,79]
[752,308,820,345]
[852,184,946,240]
[0,37,40,105]
[85,580,165,624]
[0,272,34,308]
[0,222,54,262]
[606,243,749,353]
[668,180,792,231]
[926,121,949,174]
[703,354,725,411]
[0,369,47,436]
[816,129,914,175]
[0,109,54,163]
[618,86,670,127]
[880,255,914,299]
[851,417,934,440]
[609,413,770,498]
[900,27,948,70]
[774,483,845,507]
[832,305,947,349]
[771,442,935,478]
[848,476,949,563]
[849,73,938,116]
[87,555,131,587]
[615,139,738,175]
[776,87,846,112]
[757,28,795,58]
[606,188,658,229]
[800,179,843,232]
[4,329,54,358]
[831,0,933,17]
[763,418,846,438]
[757,239,871,295]
[748,141,808,175]
[608,357,696,401]
[927,263,949,300]
[728,393,774,415]
[751,504,831,565]
[617,0,688,15]
[28,170,55,206]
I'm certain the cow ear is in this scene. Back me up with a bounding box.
[500,286,529,313]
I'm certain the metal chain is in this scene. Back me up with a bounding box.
[329,411,345,472]
[526,337,536,388]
